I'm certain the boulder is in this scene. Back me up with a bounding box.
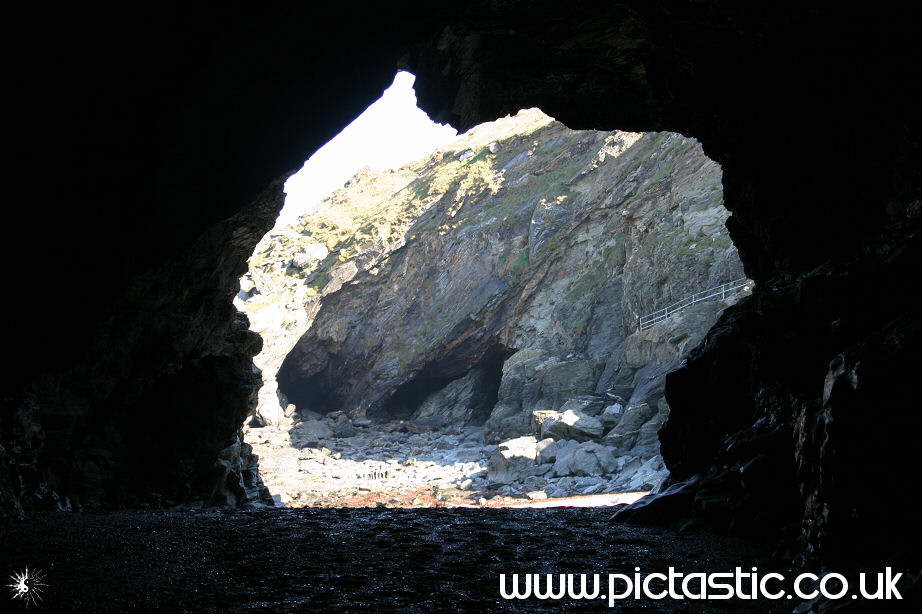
[536,438,578,464]
[484,352,597,443]
[298,408,323,421]
[535,437,555,459]
[323,411,358,438]
[293,419,332,446]
[602,401,658,451]
[619,455,668,492]
[599,403,624,428]
[541,409,604,441]
[536,361,598,412]
[487,436,539,484]
[290,243,329,269]
[530,409,560,434]
[484,405,531,444]
[404,417,445,433]
[553,441,618,477]
[629,404,669,459]
[333,421,357,438]
[558,395,608,417]
[239,275,256,294]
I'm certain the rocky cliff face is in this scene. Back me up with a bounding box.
[246,109,742,493]
[239,161,433,427]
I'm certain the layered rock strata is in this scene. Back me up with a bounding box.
[249,110,742,493]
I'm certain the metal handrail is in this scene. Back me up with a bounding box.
[637,277,753,331]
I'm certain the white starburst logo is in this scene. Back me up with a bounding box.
[7,567,47,607]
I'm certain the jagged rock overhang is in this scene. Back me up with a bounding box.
[5,3,921,572]
[402,3,922,568]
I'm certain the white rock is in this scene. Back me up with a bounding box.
[541,409,604,441]
[487,436,539,484]
[537,439,578,464]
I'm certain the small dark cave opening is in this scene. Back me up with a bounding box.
[277,356,345,417]
[379,371,455,422]
[377,343,514,424]
[465,344,512,425]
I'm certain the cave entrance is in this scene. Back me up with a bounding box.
[236,70,743,511]
[235,70,457,428]
[378,343,514,425]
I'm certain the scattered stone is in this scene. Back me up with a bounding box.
[404,417,444,434]
[246,408,660,507]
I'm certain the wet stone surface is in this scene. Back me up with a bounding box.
[1,508,787,612]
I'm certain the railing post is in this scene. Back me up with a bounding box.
[638,279,752,332]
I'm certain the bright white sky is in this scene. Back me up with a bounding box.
[277,72,457,227]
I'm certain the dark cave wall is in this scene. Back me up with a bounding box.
[4,1,921,570]
[3,4,449,517]
[4,178,286,512]
[7,4,432,391]
[402,1,922,567]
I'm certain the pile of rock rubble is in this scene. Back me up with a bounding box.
[245,399,664,507]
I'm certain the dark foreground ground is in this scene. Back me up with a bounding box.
[0,508,800,612]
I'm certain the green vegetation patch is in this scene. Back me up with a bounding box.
[677,234,733,255]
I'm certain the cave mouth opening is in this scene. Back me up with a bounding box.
[235,70,744,510]
[234,69,458,427]
[275,354,345,417]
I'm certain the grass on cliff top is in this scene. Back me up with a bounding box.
[254,110,599,293]
[294,109,557,253]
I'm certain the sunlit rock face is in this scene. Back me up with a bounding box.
[272,109,741,491]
